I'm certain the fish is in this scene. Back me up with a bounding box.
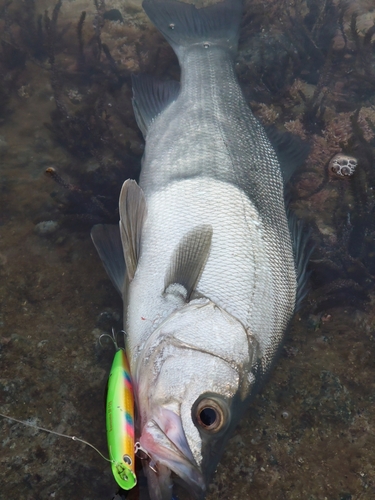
[91,0,309,498]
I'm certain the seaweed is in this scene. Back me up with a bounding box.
[44,155,140,228]
[76,11,86,70]
[32,0,143,226]
[238,0,343,102]
[16,0,48,61]
[2,0,375,311]
[0,0,142,223]
[238,0,375,311]
[42,0,135,159]
[0,0,69,120]
[39,0,375,308]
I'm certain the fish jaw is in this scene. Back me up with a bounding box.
[139,409,206,499]
[131,300,259,498]
[142,463,173,500]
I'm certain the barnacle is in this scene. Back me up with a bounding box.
[329,154,358,178]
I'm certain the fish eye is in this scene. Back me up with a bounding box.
[194,398,227,433]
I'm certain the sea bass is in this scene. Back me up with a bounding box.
[92,0,308,498]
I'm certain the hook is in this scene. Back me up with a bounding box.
[99,328,128,351]
[134,442,158,474]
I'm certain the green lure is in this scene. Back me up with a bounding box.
[106,347,137,490]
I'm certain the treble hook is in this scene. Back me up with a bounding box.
[99,328,127,351]
[135,442,158,474]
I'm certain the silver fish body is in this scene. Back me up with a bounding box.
[92,0,303,498]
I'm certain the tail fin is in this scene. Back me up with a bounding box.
[142,0,243,57]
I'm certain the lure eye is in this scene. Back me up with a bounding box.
[194,398,227,433]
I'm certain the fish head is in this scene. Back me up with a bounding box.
[134,298,259,499]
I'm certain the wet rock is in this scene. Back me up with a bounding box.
[318,371,354,422]
[96,309,121,331]
[104,9,124,23]
[34,221,59,236]
[0,135,7,154]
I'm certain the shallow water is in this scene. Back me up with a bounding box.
[1,0,375,499]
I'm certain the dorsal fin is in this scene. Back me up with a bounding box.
[132,75,180,137]
[164,224,213,300]
[265,126,310,184]
[91,224,125,295]
[119,179,147,281]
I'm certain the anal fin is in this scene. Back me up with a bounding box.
[288,214,313,310]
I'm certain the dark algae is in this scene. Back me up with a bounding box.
[0,0,375,499]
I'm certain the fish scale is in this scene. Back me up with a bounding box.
[138,44,296,367]
[127,179,265,354]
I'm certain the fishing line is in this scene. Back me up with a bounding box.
[0,412,113,463]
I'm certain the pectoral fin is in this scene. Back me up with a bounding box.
[119,179,147,281]
[164,225,213,300]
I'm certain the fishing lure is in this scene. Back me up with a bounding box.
[104,333,137,490]
[0,330,138,492]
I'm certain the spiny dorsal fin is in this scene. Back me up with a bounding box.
[164,224,213,300]
[91,224,125,295]
[132,75,180,137]
[119,179,147,281]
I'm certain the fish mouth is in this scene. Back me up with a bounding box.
[138,409,206,499]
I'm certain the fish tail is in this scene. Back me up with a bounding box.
[142,0,243,57]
